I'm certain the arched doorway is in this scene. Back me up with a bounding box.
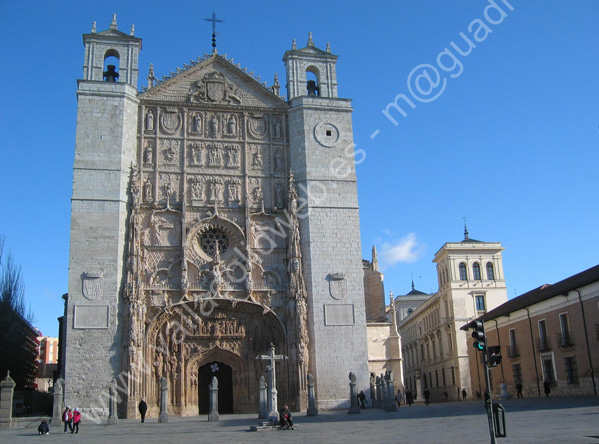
[199,361,233,414]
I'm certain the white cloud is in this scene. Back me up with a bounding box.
[379,233,425,267]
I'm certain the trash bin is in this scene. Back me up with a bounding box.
[492,403,506,438]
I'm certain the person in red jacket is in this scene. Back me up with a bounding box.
[72,408,82,433]
[62,406,73,433]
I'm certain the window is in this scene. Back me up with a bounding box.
[486,262,495,280]
[541,355,555,383]
[558,313,572,347]
[475,295,486,311]
[508,329,518,357]
[512,363,522,384]
[459,262,468,280]
[564,356,579,384]
[538,320,550,351]
[442,368,446,386]
[472,262,482,280]
[407,308,413,316]
[451,366,456,385]
[435,370,439,387]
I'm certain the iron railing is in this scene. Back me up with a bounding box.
[507,345,519,358]
[12,391,53,417]
[536,336,551,352]
[557,331,574,348]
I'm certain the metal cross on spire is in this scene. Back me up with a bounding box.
[203,10,224,54]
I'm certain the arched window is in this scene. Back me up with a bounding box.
[486,262,495,280]
[472,262,481,280]
[407,308,414,316]
[103,49,120,82]
[459,262,468,280]
[306,66,320,96]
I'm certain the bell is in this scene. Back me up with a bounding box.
[307,80,319,96]
[103,65,119,82]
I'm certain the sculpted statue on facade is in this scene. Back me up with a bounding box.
[144,179,153,203]
[144,142,154,165]
[227,114,237,135]
[145,109,154,131]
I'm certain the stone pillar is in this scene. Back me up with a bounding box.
[348,372,361,414]
[0,371,15,429]
[384,371,397,412]
[369,374,375,408]
[258,376,268,419]
[307,374,318,416]
[107,382,119,425]
[51,379,64,425]
[158,376,168,423]
[375,376,383,408]
[208,377,219,422]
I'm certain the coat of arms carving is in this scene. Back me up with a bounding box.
[82,272,104,300]
[189,71,242,105]
[328,272,347,300]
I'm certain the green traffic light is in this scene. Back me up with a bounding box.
[473,341,485,351]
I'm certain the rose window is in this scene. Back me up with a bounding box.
[199,229,229,257]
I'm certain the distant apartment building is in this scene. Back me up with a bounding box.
[468,264,599,398]
[37,336,59,391]
[397,229,508,402]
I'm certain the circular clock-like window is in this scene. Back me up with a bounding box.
[199,229,229,257]
[314,122,340,147]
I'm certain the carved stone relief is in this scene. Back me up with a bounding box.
[248,114,268,139]
[188,71,242,105]
[188,142,203,166]
[161,140,180,166]
[160,109,182,135]
[144,141,154,166]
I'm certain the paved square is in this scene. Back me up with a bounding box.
[2,396,598,444]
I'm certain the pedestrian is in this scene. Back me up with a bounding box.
[443,391,448,402]
[516,382,523,398]
[62,406,73,433]
[139,398,148,423]
[72,408,81,433]
[279,405,294,430]
[406,390,414,406]
[395,389,403,407]
[424,388,430,405]
[462,388,467,401]
[37,420,50,435]
[358,391,366,409]
[544,380,551,398]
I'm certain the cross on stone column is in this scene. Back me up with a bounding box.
[203,11,224,54]
[256,343,287,420]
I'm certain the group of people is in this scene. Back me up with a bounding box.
[61,406,81,433]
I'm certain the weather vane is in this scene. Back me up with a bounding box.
[204,11,224,54]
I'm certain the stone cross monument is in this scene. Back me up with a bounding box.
[256,343,287,420]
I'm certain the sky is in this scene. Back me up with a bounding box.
[1,0,598,338]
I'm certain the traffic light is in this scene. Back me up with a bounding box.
[469,320,486,351]
[488,345,502,368]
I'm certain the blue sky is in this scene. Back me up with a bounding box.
[1,1,598,337]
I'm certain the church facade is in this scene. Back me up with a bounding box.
[63,16,369,419]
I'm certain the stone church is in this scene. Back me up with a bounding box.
[63,16,370,419]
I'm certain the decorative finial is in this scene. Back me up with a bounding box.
[307,32,314,47]
[372,245,378,271]
[147,63,155,88]
[130,24,135,36]
[91,21,97,33]
[271,73,281,96]
[292,39,297,50]
[326,42,331,53]
[110,14,118,30]
[463,215,469,240]
[204,11,224,55]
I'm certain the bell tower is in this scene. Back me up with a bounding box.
[64,15,141,416]
[284,35,369,409]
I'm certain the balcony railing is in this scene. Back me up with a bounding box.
[507,345,519,358]
[557,331,574,348]
[535,336,551,352]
